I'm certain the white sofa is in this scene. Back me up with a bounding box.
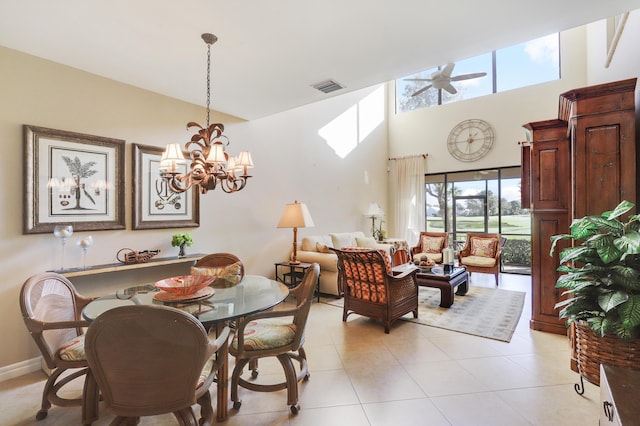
[294,231,393,297]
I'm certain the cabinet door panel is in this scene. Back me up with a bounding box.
[530,212,568,334]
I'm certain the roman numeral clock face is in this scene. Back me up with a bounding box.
[447,119,495,162]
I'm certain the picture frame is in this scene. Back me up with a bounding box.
[24,125,125,234]
[132,143,200,229]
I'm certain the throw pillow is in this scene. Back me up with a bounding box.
[330,233,357,250]
[191,266,224,276]
[356,236,378,248]
[220,261,243,285]
[316,242,332,253]
[421,236,444,253]
[470,237,497,258]
[190,261,243,286]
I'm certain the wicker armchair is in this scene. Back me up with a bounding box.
[410,232,449,263]
[458,233,502,285]
[19,272,95,421]
[333,248,418,333]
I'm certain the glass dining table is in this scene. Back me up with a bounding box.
[81,275,289,423]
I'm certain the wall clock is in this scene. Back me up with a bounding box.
[447,119,495,161]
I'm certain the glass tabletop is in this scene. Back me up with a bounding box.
[82,275,289,327]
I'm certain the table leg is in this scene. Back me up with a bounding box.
[439,287,454,308]
[455,273,469,296]
[215,323,229,422]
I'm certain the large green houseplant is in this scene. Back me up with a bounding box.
[550,200,640,341]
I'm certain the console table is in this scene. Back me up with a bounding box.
[50,253,205,278]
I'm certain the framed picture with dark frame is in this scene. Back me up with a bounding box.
[132,143,200,229]
[23,125,126,234]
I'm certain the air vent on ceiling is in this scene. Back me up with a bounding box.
[311,79,345,94]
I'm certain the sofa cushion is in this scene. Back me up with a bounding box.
[470,237,498,258]
[330,232,358,249]
[301,235,333,252]
[356,236,378,248]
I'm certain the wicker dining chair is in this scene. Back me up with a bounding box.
[333,248,418,333]
[84,304,230,425]
[19,272,95,421]
[230,263,320,415]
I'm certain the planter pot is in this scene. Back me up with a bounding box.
[574,322,640,386]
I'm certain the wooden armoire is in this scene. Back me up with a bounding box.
[522,78,638,335]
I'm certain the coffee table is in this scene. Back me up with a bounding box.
[393,264,468,308]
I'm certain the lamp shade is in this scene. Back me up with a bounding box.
[366,202,384,217]
[277,201,314,229]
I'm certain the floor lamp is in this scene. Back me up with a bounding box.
[277,201,314,264]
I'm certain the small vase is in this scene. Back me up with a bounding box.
[178,244,186,257]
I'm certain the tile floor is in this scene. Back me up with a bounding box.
[0,273,601,425]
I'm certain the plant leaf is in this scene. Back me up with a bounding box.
[607,200,634,221]
[597,290,629,312]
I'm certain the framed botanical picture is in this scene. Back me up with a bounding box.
[132,143,199,229]
[24,125,125,234]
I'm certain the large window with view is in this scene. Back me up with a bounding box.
[425,167,531,274]
[396,33,560,113]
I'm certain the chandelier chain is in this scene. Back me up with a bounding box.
[206,41,211,128]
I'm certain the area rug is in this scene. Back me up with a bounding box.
[322,286,525,342]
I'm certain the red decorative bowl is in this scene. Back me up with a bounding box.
[154,275,215,296]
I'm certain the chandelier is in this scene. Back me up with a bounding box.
[160,33,253,194]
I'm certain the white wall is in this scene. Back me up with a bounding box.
[586,10,640,85]
[0,46,388,369]
[387,27,589,176]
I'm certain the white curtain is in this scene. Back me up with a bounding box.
[391,156,426,247]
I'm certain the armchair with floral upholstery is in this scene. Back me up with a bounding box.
[332,247,418,333]
[458,233,502,285]
[410,231,449,263]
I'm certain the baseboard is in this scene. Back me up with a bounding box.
[0,357,42,382]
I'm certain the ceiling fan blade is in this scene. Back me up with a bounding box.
[443,83,457,94]
[441,63,455,77]
[411,84,433,97]
[404,78,432,82]
[450,72,487,82]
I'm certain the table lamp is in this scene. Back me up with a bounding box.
[277,201,314,264]
[366,202,384,237]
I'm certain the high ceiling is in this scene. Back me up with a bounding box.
[1,1,638,120]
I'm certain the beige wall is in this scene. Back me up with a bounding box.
[0,46,389,371]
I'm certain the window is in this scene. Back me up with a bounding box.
[396,33,560,113]
[424,167,531,274]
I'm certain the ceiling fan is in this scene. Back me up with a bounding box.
[405,63,487,97]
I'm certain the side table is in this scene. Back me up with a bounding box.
[274,261,320,302]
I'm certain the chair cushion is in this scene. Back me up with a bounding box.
[341,247,392,275]
[461,255,496,267]
[421,235,444,254]
[232,319,297,351]
[197,356,216,389]
[470,237,498,258]
[191,261,242,286]
[413,252,442,263]
[58,334,86,362]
